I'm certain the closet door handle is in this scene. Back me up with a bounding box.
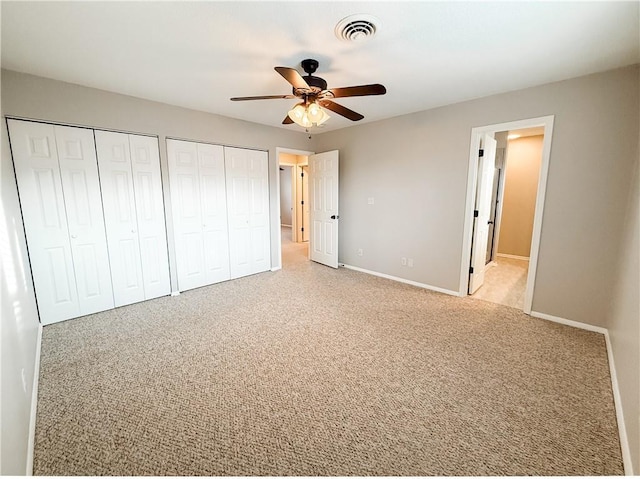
[70,234,77,239]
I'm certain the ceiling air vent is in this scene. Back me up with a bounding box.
[335,14,380,42]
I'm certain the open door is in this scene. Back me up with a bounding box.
[468,134,497,293]
[309,150,339,268]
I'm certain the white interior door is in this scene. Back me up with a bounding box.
[167,139,207,291]
[225,147,271,279]
[309,150,339,268]
[302,165,309,242]
[469,134,497,294]
[95,130,145,306]
[55,126,114,316]
[8,120,81,324]
[129,134,171,299]
[198,143,231,284]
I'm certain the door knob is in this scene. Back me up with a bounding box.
[487,220,494,225]
[70,234,77,239]
[330,215,340,220]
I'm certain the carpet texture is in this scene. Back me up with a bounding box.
[33,238,623,475]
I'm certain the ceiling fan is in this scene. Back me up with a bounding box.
[230,59,386,127]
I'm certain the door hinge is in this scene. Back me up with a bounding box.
[474,210,479,217]
[301,172,304,177]
[301,200,304,205]
[301,227,304,232]
[479,149,484,157]
[469,266,474,274]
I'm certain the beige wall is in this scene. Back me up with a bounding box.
[497,135,543,258]
[1,119,41,475]
[279,166,293,225]
[279,152,302,164]
[607,122,639,474]
[2,65,638,474]
[313,65,638,327]
[313,65,639,471]
[0,69,311,475]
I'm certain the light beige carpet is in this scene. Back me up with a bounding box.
[33,236,623,475]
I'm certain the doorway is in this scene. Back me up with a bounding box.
[276,148,312,269]
[460,116,554,314]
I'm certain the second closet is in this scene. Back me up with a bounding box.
[167,139,270,292]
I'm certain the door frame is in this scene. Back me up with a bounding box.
[274,147,314,271]
[459,115,554,314]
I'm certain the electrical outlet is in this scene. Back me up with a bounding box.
[408,258,414,267]
[401,257,407,266]
[357,248,363,256]
[367,197,375,205]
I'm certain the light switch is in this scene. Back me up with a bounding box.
[367,197,375,205]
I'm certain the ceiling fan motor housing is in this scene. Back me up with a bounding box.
[293,59,327,96]
[302,75,327,93]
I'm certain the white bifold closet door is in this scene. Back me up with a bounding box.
[95,131,171,306]
[8,119,114,324]
[167,139,231,291]
[224,147,271,279]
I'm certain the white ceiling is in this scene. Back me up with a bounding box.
[2,1,639,133]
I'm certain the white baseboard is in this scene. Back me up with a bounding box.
[270,266,282,272]
[26,323,43,475]
[529,311,608,334]
[530,310,631,474]
[496,253,530,261]
[604,331,633,475]
[170,291,180,297]
[341,264,459,296]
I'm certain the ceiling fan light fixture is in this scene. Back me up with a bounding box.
[307,101,323,122]
[289,103,306,121]
[288,102,330,128]
[316,109,330,126]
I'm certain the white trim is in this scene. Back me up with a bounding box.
[529,310,608,334]
[26,323,43,476]
[170,291,180,297]
[460,115,555,315]
[496,253,530,261]
[604,331,633,475]
[342,264,459,296]
[529,311,632,474]
[275,147,314,157]
[270,266,282,272]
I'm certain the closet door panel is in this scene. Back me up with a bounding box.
[248,152,271,271]
[55,126,115,315]
[224,147,271,279]
[8,120,80,324]
[129,135,171,299]
[95,130,145,306]
[198,143,230,284]
[167,139,207,291]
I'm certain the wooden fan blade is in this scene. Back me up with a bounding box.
[230,94,297,101]
[320,100,364,121]
[282,114,294,125]
[275,67,311,91]
[327,84,386,98]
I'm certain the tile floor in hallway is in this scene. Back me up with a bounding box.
[471,256,529,309]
